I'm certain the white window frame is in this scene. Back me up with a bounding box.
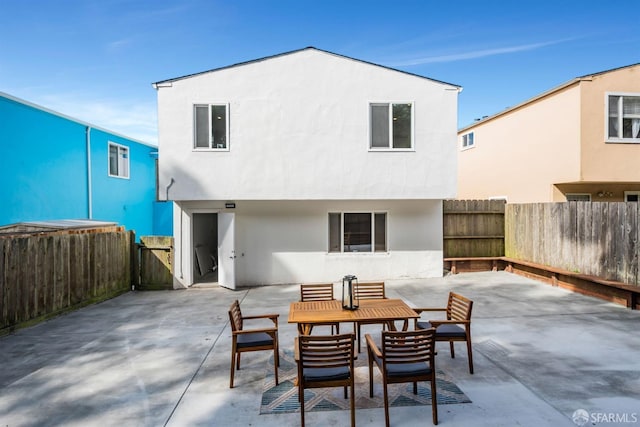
[461,132,475,150]
[566,193,591,202]
[193,103,230,151]
[369,102,414,151]
[624,191,640,202]
[328,211,387,253]
[108,142,130,179]
[605,92,640,143]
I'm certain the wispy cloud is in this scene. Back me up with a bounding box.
[386,39,573,66]
[35,92,158,144]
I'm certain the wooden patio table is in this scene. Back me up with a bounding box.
[288,298,419,335]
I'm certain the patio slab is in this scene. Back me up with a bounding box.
[1,271,639,426]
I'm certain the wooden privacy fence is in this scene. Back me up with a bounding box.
[0,229,133,333]
[506,202,640,286]
[137,236,173,290]
[443,199,506,258]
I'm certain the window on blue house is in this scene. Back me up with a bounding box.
[108,142,129,178]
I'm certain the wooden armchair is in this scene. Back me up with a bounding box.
[354,281,386,351]
[228,299,280,388]
[414,291,474,374]
[296,333,356,427]
[366,328,438,426]
[299,283,340,334]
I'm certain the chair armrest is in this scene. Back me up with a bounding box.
[242,314,279,326]
[364,333,382,359]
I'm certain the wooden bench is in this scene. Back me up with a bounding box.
[444,256,640,310]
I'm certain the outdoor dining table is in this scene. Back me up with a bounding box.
[288,298,419,335]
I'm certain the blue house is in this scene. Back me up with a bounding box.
[0,91,172,237]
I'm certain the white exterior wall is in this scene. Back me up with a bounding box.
[157,49,458,201]
[158,48,458,287]
[172,200,443,288]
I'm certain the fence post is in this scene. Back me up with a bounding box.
[129,230,139,291]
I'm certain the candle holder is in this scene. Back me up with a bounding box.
[341,275,359,310]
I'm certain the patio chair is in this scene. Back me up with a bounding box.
[296,333,356,427]
[299,283,340,335]
[354,281,387,351]
[413,291,474,374]
[366,328,438,426]
[228,299,280,388]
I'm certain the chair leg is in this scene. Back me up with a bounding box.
[431,375,438,425]
[466,338,474,374]
[382,381,391,427]
[350,380,356,427]
[230,350,236,388]
[299,386,305,427]
[343,385,347,399]
[274,347,279,385]
[449,341,455,359]
[357,323,362,353]
[236,353,242,369]
[413,381,418,395]
[367,348,374,398]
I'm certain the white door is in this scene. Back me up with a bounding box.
[218,212,236,289]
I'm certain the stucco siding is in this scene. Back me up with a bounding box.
[157,49,458,201]
[172,199,443,287]
[580,66,640,182]
[458,85,582,202]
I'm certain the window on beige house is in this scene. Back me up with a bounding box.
[566,194,591,202]
[607,94,640,142]
[624,191,640,202]
[461,132,474,149]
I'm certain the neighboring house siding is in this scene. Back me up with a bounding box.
[457,63,640,203]
[458,85,581,202]
[0,92,173,237]
[580,66,640,182]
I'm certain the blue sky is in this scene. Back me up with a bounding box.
[2,0,638,145]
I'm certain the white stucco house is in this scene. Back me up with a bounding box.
[153,47,460,289]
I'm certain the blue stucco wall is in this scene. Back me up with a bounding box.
[0,93,172,237]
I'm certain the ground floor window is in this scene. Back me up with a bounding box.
[566,193,591,202]
[625,191,640,202]
[328,212,387,253]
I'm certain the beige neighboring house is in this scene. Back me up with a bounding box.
[457,63,640,203]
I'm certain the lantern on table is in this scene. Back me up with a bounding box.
[342,275,359,310]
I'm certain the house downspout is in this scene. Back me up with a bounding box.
[86,126,93,219]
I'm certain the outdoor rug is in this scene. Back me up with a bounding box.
[260,349,471,414]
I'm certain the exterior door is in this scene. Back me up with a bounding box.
[218,212,236,289]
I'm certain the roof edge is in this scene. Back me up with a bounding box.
[152,46,461,89]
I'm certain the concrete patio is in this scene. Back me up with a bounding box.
[1,271,639,426]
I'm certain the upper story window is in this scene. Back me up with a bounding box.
[461,132,475,149]
[328,212,387,253]
[108,142,129,178]
[194,104,229,150]
[624,191,640,202]
[607,93,640,143]
[370,103,413,150]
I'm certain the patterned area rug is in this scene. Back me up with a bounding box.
[260,349,471,414]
